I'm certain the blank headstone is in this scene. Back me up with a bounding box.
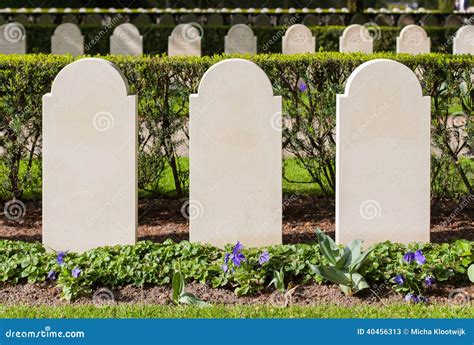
[110,23,143,56]
[159,14,175,25]
[43,58,137,253]
[336,59,430,246]
[374,14,394,26]
[0,23,26,54]
[282,24,315,54]
[397,14,415,26]
[327,14,344,26]
[190,59,282,248]
[82,14,103,25]
[453,25,474,54]
[208,14,224,25]
[350,14,367,25]
[253,14,271,26]
[339,24,373,54]
[232,14,248,25]
[62,14,79,24]
[13,14,29,25]
[445,14,463,28]
[396,25,430,55]
[37,14,54,24]
[302,14,320,26]
[132,14,151,26]
[279,14,294,26]
[168,24,201,57]
[51,23,84,56]
[420,14,439,27]
[225,24,257,54]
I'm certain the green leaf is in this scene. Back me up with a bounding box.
[311,265,351,286]
[178,292,210,308]
[172,271,185,304]
[349,247,374,272]
[351,273,370,293]
[316,229,340,265]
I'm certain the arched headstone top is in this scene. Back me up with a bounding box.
[341,24,371,42]
[171,23,201,40]
[453,25,474,54]
[397,24,430,55]
[285,24,313,42]
[340,24,373,53]
[399,24,428,40]
[282,24,315,54]
[455,25,474,41]
[50,58,130,99]
[343,59,423,98]
[196,59,274,99]
[113,23,140,37]
[227,23,254,38]
[53,22,81,36]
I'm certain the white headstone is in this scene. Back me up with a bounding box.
[396,25,430,55]
[224,24,257,54]
[168,23,201,57]
[43,58,137,253]
[282,24,316,54]
[453,25,474,54]
[110,23,143,56]
[0,23,26,54]
[190,59,282,248]
[51,23,84,56]
[336,59,430,246]
[339,24,373,53]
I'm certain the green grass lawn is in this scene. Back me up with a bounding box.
[1,304,472,319]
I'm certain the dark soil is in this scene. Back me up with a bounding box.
[0,195,472,244]
[0,281,472,308]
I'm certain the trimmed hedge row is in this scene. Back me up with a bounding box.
[0,53,472,200]
[0,239,472,300]
[23,25,461,55]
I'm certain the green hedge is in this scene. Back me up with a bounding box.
[0,239,472,300]
[0,53,472,200]
[24,25,461,55]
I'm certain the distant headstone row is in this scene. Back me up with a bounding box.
[1,22,473,56]
[2,9,473,28]
[43,57,430,252]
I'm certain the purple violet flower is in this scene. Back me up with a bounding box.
[259,251,270,265]
[394,274,405,285]
[403,251,415,263]
[231,241,246,267]
[404,293,420,303]
[57,251,66,265]
[47,270,57,281]
[414,250,426,265]
[297,80,308,92]
[71,267,81,278]
[424,276,435,286]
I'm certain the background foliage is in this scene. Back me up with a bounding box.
[0,53,472,201]
[0,239,471,300]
